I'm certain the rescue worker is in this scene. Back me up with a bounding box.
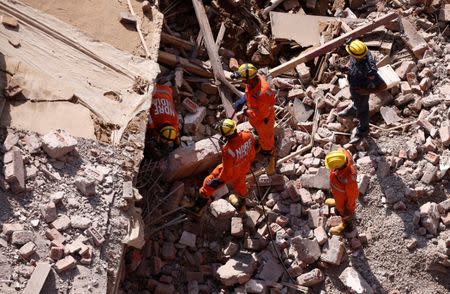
[145,84,180,159]
[324,148,359,235]
[186,119,256,216]
[339,39,387,144]
[231,63,277,175]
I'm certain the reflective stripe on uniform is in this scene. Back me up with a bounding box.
[336,176,348,184]
[331,183,345,193]
[154,89,171,96]
[227,149,236,157]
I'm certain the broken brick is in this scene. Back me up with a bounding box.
[54,255,76,273]
[19,241,36,259]
[231,217,244,237]
[49,246,64,260]
[51,215,71,231]
[182,97,199,113]
[45,228,66,244]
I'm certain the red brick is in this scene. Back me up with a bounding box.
[51,215,71,231]
[182,98,199,113]
[275,215,289,227]
[49,246,64,260]
[54,255,76,273]
[2,223,24,235]
[85,227,105,247]
[45,228,66,244]
[424,152,440,165]
[19,242,36,259]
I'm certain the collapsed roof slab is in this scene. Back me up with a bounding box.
[0,0,161,144]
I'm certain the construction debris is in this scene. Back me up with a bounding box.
[3,0,450,293]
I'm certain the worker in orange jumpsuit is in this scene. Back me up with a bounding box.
[324,148,359,235]
[145,84,180,159]
[186,119,256,216]
[231,63,276,175]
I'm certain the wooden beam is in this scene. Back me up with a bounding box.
[263,0,287,17]
[191,0,242,117]
[269,12,398,77]
[161,31,235,58]
[160,32,194,51]
[157,50,213,78]
[215,22,226,47]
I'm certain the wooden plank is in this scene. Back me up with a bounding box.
[158,50,213,78]
[191,0,241,117]
[160,32,194,51]
[269,12,398,77]
[400,17,428,59]
[263,0,287,17]
[215,22,226,47]
[23,263,51,294]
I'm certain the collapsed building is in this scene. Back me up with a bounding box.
[0,0,450,294]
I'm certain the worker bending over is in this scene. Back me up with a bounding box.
[231,63,276,175]
[145,84,180,159]
[339,39,387,144]
[187,119,256,216]
[324,148,359,235]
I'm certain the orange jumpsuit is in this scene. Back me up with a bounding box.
[245,75,275,152]
[200,130,256,198]
[329,149,359,216]
[147,84,179,135]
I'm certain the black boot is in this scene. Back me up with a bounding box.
[337,104,357,119]
[349,129,368,144]
[228,194,246,213]
[184,196,209,217]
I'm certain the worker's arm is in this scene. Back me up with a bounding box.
[345,175,359,200]
[233,95,247,111]
[258,89,276,122]
[217,148,235,182]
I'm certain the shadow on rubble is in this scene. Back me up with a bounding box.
[0,50,14,226]
[365,136,449,292]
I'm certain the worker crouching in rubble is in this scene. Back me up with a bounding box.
[324,149,359,235]
[145,83,181,159]
[186,119,256,216]
[231,63,277,175]
[339,39,387,144]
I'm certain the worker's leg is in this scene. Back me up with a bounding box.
[255,118,276,175]
[337,102,357,119]
[332,190,346,217]
[350,88,369,136]
[185,165,223,216]
[254,118,275,152]
[329,190,348,235]
[228,177,248,212]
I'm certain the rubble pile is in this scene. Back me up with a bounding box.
[0,128,132,293]
[120,0,450,293]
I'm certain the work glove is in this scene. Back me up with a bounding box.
[230,71,241,80]
[233,95,247,112]
[207,178,224,188]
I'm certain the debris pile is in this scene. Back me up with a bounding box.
[122,0,450,293]
[0,128,132,293]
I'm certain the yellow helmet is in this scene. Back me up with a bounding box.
[236,63,258,81]
[219,119,237,137]
[324,150,347,170]
[346,39,368,59]
[159,125,177,142]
